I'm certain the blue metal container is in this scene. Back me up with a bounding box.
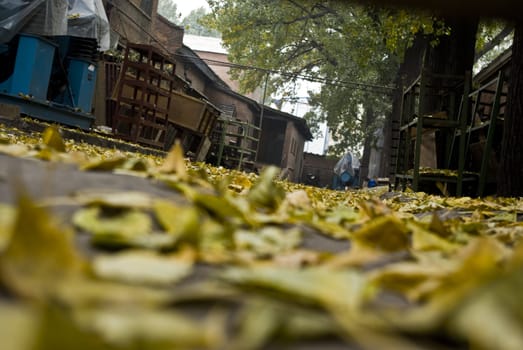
[0,92,95,130]
[64,58,97,113]
[9,34,56,100]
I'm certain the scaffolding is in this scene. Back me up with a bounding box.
[393,65,508,196]
[393,69,475,195]
[209,117,260,172]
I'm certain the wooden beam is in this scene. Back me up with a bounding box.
[353,0,523,20]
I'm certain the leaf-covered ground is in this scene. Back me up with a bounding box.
[1,121,523,350]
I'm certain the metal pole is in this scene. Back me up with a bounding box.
[255,73,270,162]
[456,71,472,196]
[216,119,226,166]
[478,70,504,197]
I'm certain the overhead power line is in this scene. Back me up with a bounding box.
[108,2,395,94]
[173,52,397,93]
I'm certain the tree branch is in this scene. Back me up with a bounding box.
[283,0,335,24]
[281,10,332,25]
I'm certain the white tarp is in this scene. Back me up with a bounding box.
[0,0,49,42]
[67,0,110,51]
[0,0,110,50]
[333,152,355,177]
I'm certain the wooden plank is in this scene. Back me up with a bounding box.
[0,103,20,120]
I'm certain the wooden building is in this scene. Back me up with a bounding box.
[93,2,313,180]
[103,0,160,45]
[168,34,313,180]
[257,106,313,182]
[301,153,338,188]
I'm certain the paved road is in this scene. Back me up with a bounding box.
[0,154,180,204]
[1,152,461,349]
[0,153,350,253]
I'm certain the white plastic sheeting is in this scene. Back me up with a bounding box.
[0,0,110,50]
[0,0,48,42]
[67,0,110,51]
[21,0,68,37]
[333,152,355,177]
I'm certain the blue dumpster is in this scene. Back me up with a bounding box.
[56,58,97,112]
[9,34,56,100]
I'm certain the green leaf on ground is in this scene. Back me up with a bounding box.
[92,249,194,286]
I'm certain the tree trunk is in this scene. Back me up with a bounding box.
[497,23,523,196]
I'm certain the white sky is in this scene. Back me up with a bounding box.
[172,0,210,18]
[280,82,326,155]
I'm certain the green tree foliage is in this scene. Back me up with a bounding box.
[204,1,448,156]
[182,7,221,37]
[157,0,181,24]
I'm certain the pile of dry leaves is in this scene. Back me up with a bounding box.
[1,123,523,349]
